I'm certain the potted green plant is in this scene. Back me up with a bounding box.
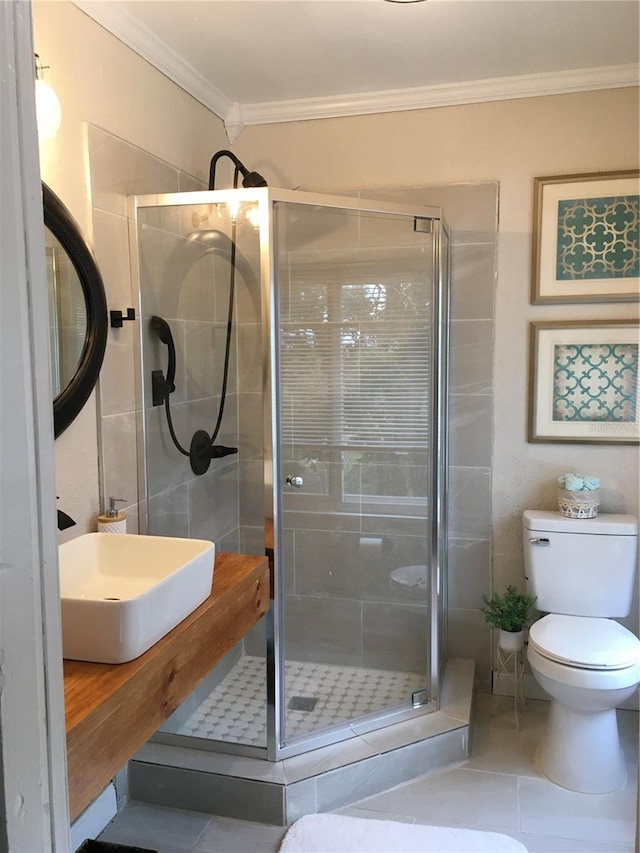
[481,585,537,650]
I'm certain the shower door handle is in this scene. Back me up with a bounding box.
[286,476,304,489]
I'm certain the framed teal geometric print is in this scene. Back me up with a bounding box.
[532,171,640,304]
[529,320,640,444]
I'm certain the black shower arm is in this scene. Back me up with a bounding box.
[208,149,268,191]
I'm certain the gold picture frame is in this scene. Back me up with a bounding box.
[531,171,640,304]
[528,320,640,444]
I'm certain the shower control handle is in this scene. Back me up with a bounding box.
[286,475,304,489]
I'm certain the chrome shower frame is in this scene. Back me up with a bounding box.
[129,187,450,763]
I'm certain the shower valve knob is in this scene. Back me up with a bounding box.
[286,475,304,488]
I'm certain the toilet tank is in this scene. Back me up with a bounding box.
[523,510,638,617]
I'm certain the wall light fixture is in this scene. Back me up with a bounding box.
[34,54,62,140]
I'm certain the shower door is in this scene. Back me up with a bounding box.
[130,187,447,761]
[269,195,447,757]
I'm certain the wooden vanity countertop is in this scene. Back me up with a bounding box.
[63,551,269,822]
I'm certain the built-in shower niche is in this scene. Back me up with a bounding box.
[132,187,449,766]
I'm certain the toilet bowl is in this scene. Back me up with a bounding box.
[527,616,640,792]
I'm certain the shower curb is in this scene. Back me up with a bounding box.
[128,659,474,825]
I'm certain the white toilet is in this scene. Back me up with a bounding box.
[523,510,640,794]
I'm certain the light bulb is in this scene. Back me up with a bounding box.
[35,78,61,140]
[226,198,241,222]
[245,205,262,230]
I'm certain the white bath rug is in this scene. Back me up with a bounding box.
[279,814,528,852]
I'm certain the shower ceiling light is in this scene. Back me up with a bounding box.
[226,197,241,222]
[34,54,61,140]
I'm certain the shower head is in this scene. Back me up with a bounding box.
[241,170,268,188]
[208,149,268,191]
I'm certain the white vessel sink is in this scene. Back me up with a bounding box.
[59,533,215,664]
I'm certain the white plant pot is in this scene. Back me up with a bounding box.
[498,629,524,651]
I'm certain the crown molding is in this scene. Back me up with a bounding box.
[241,63,639,126]
[73,1,234,121]
[72,2,638,134]
[223,103,245,145]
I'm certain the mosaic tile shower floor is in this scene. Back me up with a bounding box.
[177,655,425,745]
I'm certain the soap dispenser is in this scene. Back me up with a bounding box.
[98,497,127,534]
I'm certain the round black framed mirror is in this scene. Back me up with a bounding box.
[43,183,108,437]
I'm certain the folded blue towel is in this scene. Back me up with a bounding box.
[557,472,600,491]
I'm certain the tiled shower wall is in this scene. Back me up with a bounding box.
[89,123,496,691]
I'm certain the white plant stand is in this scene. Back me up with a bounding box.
[494,644,526,730]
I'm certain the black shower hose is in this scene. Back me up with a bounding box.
[161,167,240,457]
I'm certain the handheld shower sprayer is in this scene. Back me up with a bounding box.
[151,314,174,349]
[150,315,237,475]
[150,315,176,406]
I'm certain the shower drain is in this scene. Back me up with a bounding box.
[288,696,319,712]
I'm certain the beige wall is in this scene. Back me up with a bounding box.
[33,0,229,533]
[234,89,640,639]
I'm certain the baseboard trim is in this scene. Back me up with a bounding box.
[70,784,117,851]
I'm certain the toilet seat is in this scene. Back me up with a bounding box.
[527,643,640,692]
[529,614,640,670]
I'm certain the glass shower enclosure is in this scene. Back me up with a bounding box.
[130,188,449,762]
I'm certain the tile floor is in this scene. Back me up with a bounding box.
[176,655,424,744]
[98,694,638,853]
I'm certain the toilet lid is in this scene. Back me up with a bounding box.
[529,614,640,670]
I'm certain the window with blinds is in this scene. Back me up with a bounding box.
[278,259,433,501]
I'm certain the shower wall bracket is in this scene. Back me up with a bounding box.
[190,429,238,475]
[151,369,174,407]
[413,217,433,234]
[411,688,430,707]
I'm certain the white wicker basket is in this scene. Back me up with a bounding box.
[558,488,600,519]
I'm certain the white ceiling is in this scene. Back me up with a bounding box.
[75,0,639,140]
